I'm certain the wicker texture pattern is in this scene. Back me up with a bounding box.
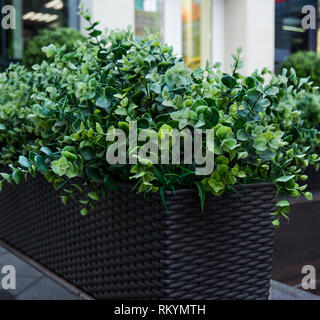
[0,176,275,300]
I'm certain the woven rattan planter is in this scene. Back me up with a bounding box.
[0,176,276,300]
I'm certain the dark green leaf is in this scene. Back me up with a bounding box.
[81,147,95,161]
[222,75,237,88]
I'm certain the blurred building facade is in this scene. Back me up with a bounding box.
[0,0,80,70]
[275,0,319,71]
[80,0,275,74]
[0,0,319,73]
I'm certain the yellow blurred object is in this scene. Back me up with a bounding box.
[185,56,201,69]
[181,1,201,22]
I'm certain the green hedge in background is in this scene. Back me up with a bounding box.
[23,27,86,68]
[293,92,320,151]
[297,93,320,130]
[281,51,320,151]
[281,51,320,87]
[0,64,35,165]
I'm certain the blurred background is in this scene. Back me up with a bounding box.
[0,0,319,73]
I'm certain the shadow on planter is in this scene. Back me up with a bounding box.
[272,200,320,295]
[305,166,320,191]
[0,175,276,300]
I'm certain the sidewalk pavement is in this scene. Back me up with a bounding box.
[0,245,78,300]
[0,245,319,300]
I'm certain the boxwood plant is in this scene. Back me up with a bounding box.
[0,64,36,166]
[0,8,319,226]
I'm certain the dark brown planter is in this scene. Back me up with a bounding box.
[0,175,276,300]
[305,166,320,191]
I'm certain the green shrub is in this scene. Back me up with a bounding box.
[0,64,36,165]
[296,92,320,129]
[0,8,319,227]
[23,27,86,68]
[281,51,320,87]
[290,92,320,152]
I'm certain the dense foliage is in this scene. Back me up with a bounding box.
[297,93,320,129]
[0,8,319,226]
[0,64,36,165]
[275,92,320,153]
[23,27,86,68]
[281,51,320,87]
[293,92,320,152]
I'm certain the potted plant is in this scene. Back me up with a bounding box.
[0,9,318,300]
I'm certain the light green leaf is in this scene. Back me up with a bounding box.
[81,208,88,216]
[304,192,313,201]
[272,219,280,227]
[19,156,31,169]
[96,122,104,134]
[276,175,295,183]
[60,196,68,205]
[0,173,10,182]
[277,200,290,208]
[88,192,100,201]
[40,147,53,157]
